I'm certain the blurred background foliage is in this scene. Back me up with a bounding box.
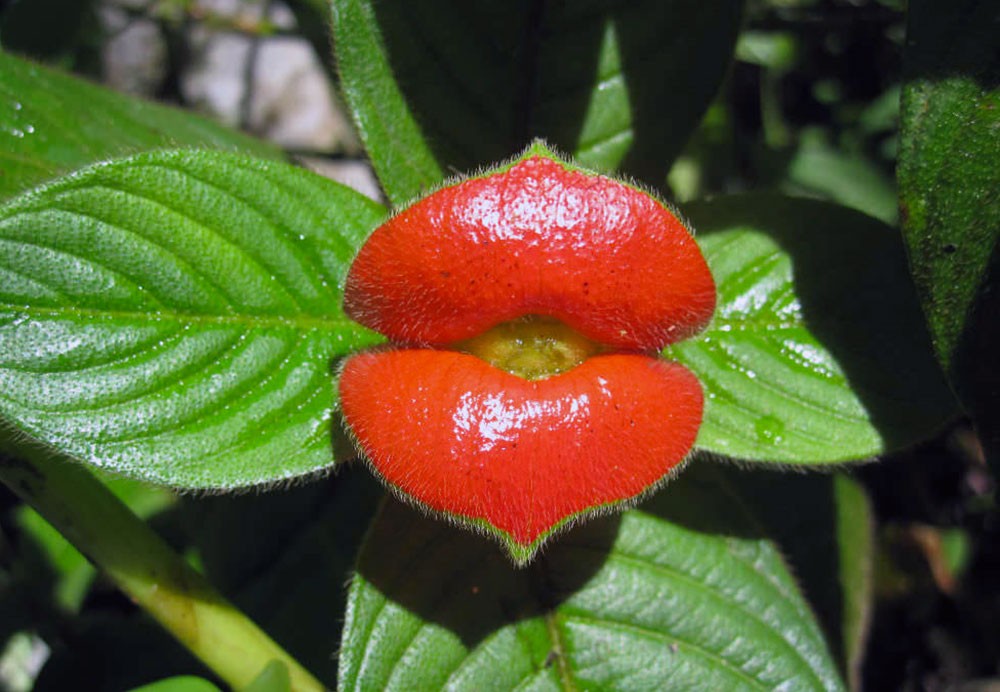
[0,0,908,222]
[673,0,905,226]
[0,0,995,690]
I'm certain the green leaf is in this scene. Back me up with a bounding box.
[725,470,873,689]
[670,194,957,463]
[127,677,222,692]
[331,0,743,204]
[783,131,899,226]
[898,0,1000,471]
[244,662,290,692]
[338,462,845,691]
[833,476,874,690]
[0,51,281,202]
[0,150,386,489]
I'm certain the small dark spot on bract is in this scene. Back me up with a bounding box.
[440,270,452,277]
[943,243,958,254]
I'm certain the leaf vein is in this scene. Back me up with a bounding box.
[561,613,770,691]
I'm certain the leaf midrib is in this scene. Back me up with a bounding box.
[2,303,369,333]
[544,610,577,692]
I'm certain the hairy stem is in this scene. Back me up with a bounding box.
[0,438,325,692]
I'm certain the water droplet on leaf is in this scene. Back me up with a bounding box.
[755,415,785,445]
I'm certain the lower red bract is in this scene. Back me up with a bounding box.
[339,349,703,548]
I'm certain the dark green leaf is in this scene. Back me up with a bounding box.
[0,51,280,201]
[14,475,174,612]
[726,469,873,689]
[898,0,1000,471]
[670,194,957,462]
[34,615,209,691]
[187,466,382,685]
[338,462,845,690]
[331,0,743,204]
[0,0,93,62]
[0,150,385,488]
[12,507,96,613]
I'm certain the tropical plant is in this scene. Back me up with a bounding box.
[0,0,995,690]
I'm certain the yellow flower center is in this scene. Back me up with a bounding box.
[455,315,606,380]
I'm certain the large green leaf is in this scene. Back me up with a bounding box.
[0,150,385,488]
[671,194,957,463]
[898,0,1000,472]
[338,462,845,690]
[331,0,743,204]
[728,469,873,689]
[0,51,280,202]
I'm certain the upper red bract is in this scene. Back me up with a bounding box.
[345,156,715,350]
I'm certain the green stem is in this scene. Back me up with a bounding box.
[0,440,326,692]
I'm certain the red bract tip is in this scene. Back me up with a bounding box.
[340,351,703,562]
[339,144,716,563]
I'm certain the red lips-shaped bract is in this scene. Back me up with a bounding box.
[339,146,716,563]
